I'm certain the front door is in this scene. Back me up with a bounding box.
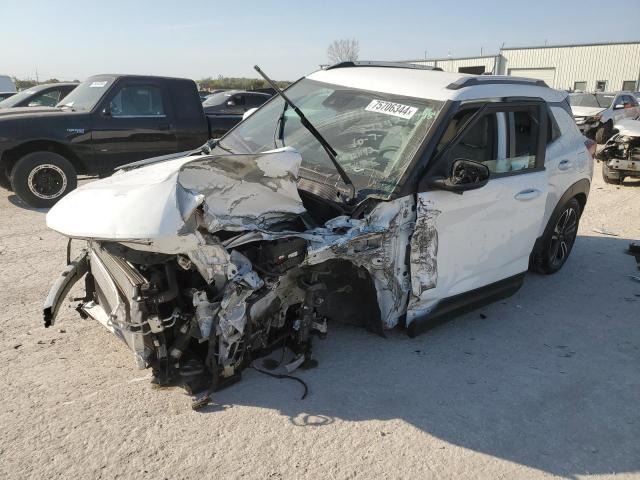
[91,80,177,172]
[407,101,549,324]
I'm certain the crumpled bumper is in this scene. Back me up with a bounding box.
[43,245,152,368]
[43,249,89,328]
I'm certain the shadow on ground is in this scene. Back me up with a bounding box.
[206,235,639,478]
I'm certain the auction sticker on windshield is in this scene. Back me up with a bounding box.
[365,99,418,119]
[90,81,108,88]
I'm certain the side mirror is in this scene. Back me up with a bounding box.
[429,158,490,193]
[614,103,625,110]
[101,105,111,116]
[226,100,236,107]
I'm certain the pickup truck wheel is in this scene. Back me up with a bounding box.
[601,163,622,184]
[10,152,77,208]
[530,197,581,274]
[595,121,612,144]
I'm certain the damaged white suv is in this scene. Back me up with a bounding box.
[44,62,593,403]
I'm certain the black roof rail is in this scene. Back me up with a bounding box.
[446,76,548,90]
[326,61,443,71]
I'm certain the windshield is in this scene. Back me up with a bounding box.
[0,88,39,108]
[212,79,443,199]
[56,76,115,111]
[569,93,614,109]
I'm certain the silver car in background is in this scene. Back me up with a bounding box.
[569,92,640,143]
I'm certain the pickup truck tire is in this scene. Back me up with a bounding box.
[530,197,581,274]
[595,121,613,144]
[601,163,623,184]
[10,152,77,208]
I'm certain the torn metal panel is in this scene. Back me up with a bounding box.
[409,197,440,296]
[227,197,416,328]
[303,197,415,328]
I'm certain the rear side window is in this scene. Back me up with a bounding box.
[546,108,561,143]
[110,85,165,117]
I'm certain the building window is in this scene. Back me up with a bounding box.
[595,80,607,92]
[458,66,486,75]
[622,80,637,91]
[573,81,587,92]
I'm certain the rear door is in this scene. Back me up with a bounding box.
[407,101,549,324]
[91,79,177,171]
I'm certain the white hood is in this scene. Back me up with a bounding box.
[46,148,306,254]
[571,106,605,118]
[614,117,640,137]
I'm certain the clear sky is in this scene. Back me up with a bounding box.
[1,0,639,82]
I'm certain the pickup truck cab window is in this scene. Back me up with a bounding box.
[109,85,165,117]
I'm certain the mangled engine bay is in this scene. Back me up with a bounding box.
[597,121,640,175]
[44,148,417,402]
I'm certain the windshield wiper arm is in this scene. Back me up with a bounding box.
[254,65,355,201]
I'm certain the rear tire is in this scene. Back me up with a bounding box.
[530,198,581,274]
[601,163,622,184]
[10,151,77,208]
[595,121,612,144]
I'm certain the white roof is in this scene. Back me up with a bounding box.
[307,67,567,103]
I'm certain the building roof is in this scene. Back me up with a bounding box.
[399,40,640,63]
[501,40,640,50]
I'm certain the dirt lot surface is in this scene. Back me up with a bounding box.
[0,164,639,479]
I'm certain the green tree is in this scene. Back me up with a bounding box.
[13,78,37,90]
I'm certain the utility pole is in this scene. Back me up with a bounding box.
[35,68,39,84]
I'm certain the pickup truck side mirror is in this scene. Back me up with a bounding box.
[226,100,236,107]
[101,105,112,116]
[428,158,490,193]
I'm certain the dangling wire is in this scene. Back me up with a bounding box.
[250,363,308,400]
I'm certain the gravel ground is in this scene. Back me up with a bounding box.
[0,164,639,479]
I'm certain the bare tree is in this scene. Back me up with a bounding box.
[327,38,360,64]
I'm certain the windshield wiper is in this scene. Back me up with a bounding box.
[273,103,288,148]
[254,65,355,201]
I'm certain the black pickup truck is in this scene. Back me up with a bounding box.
[0,74,265,207]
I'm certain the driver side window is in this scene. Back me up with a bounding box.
[109,85,165,117]
[443,106,540,175]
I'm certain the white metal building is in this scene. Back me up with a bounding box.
[404,41,640,92]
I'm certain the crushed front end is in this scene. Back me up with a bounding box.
[598,127,640,180]
[43,148,416,403]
